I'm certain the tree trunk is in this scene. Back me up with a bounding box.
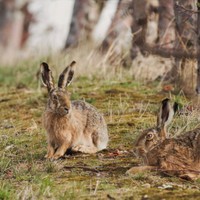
[20,2,34,48]
[100,0,132,51]
[164,0,197,96]
[174,0,196,51]
[157,0,175,48]
[0,0,25,62]
[64,0,103,49]
[174,0,196,96]
[98,0,132,66]
[0,0,15,47]
[196,0,200,94]
[130,0,147,59]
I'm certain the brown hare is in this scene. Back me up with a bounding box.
[127,98,200,180]
[41,61,108,159]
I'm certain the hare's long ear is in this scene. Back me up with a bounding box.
[40,62,55,92]
[58,61,76,89]
[157,98,175,139]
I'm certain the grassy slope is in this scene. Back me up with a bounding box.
[0,60,200,200]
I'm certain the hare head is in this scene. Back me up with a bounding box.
[41,61,76,116]
[134,98,178,157]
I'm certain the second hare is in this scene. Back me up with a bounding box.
[127,98,200,180]
[41,61,108,159]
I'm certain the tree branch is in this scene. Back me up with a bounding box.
[175,2,200,14]
[140,42,199,59]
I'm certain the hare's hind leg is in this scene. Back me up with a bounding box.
[72,130,108,154]
[72,145,98,154]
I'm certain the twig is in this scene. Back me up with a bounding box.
[93,180,100,195]
[175,2,199,14]
[139,42,200,59]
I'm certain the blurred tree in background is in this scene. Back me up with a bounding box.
[0,0,199,96]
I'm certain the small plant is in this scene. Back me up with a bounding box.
[45,161,56,173]
[0,184,13,200]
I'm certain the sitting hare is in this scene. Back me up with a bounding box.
[41,61,108,159]
[127,98,200,180]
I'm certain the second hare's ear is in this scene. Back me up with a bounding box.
[157,98,174,128]
[58,61,76,89]
[157,98,175,139]
[40,62,55,92]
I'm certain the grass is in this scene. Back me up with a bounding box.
[0,55,200,200]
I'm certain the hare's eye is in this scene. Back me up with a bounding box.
[146,133,153,140]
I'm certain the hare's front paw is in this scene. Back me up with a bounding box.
[72,145,97,154]
[51,151,66,160]
[45,145,55,159]
[45,154,54,159]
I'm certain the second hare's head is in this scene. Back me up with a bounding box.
[134,98,178,157]
[41,61,76,116]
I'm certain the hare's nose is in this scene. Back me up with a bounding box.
[64,107,69,113]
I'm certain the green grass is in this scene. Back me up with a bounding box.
[0,183,14,200]
[0,60,200,200]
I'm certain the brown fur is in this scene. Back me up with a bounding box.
[127,99,200,180]
[41,62,108,159]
